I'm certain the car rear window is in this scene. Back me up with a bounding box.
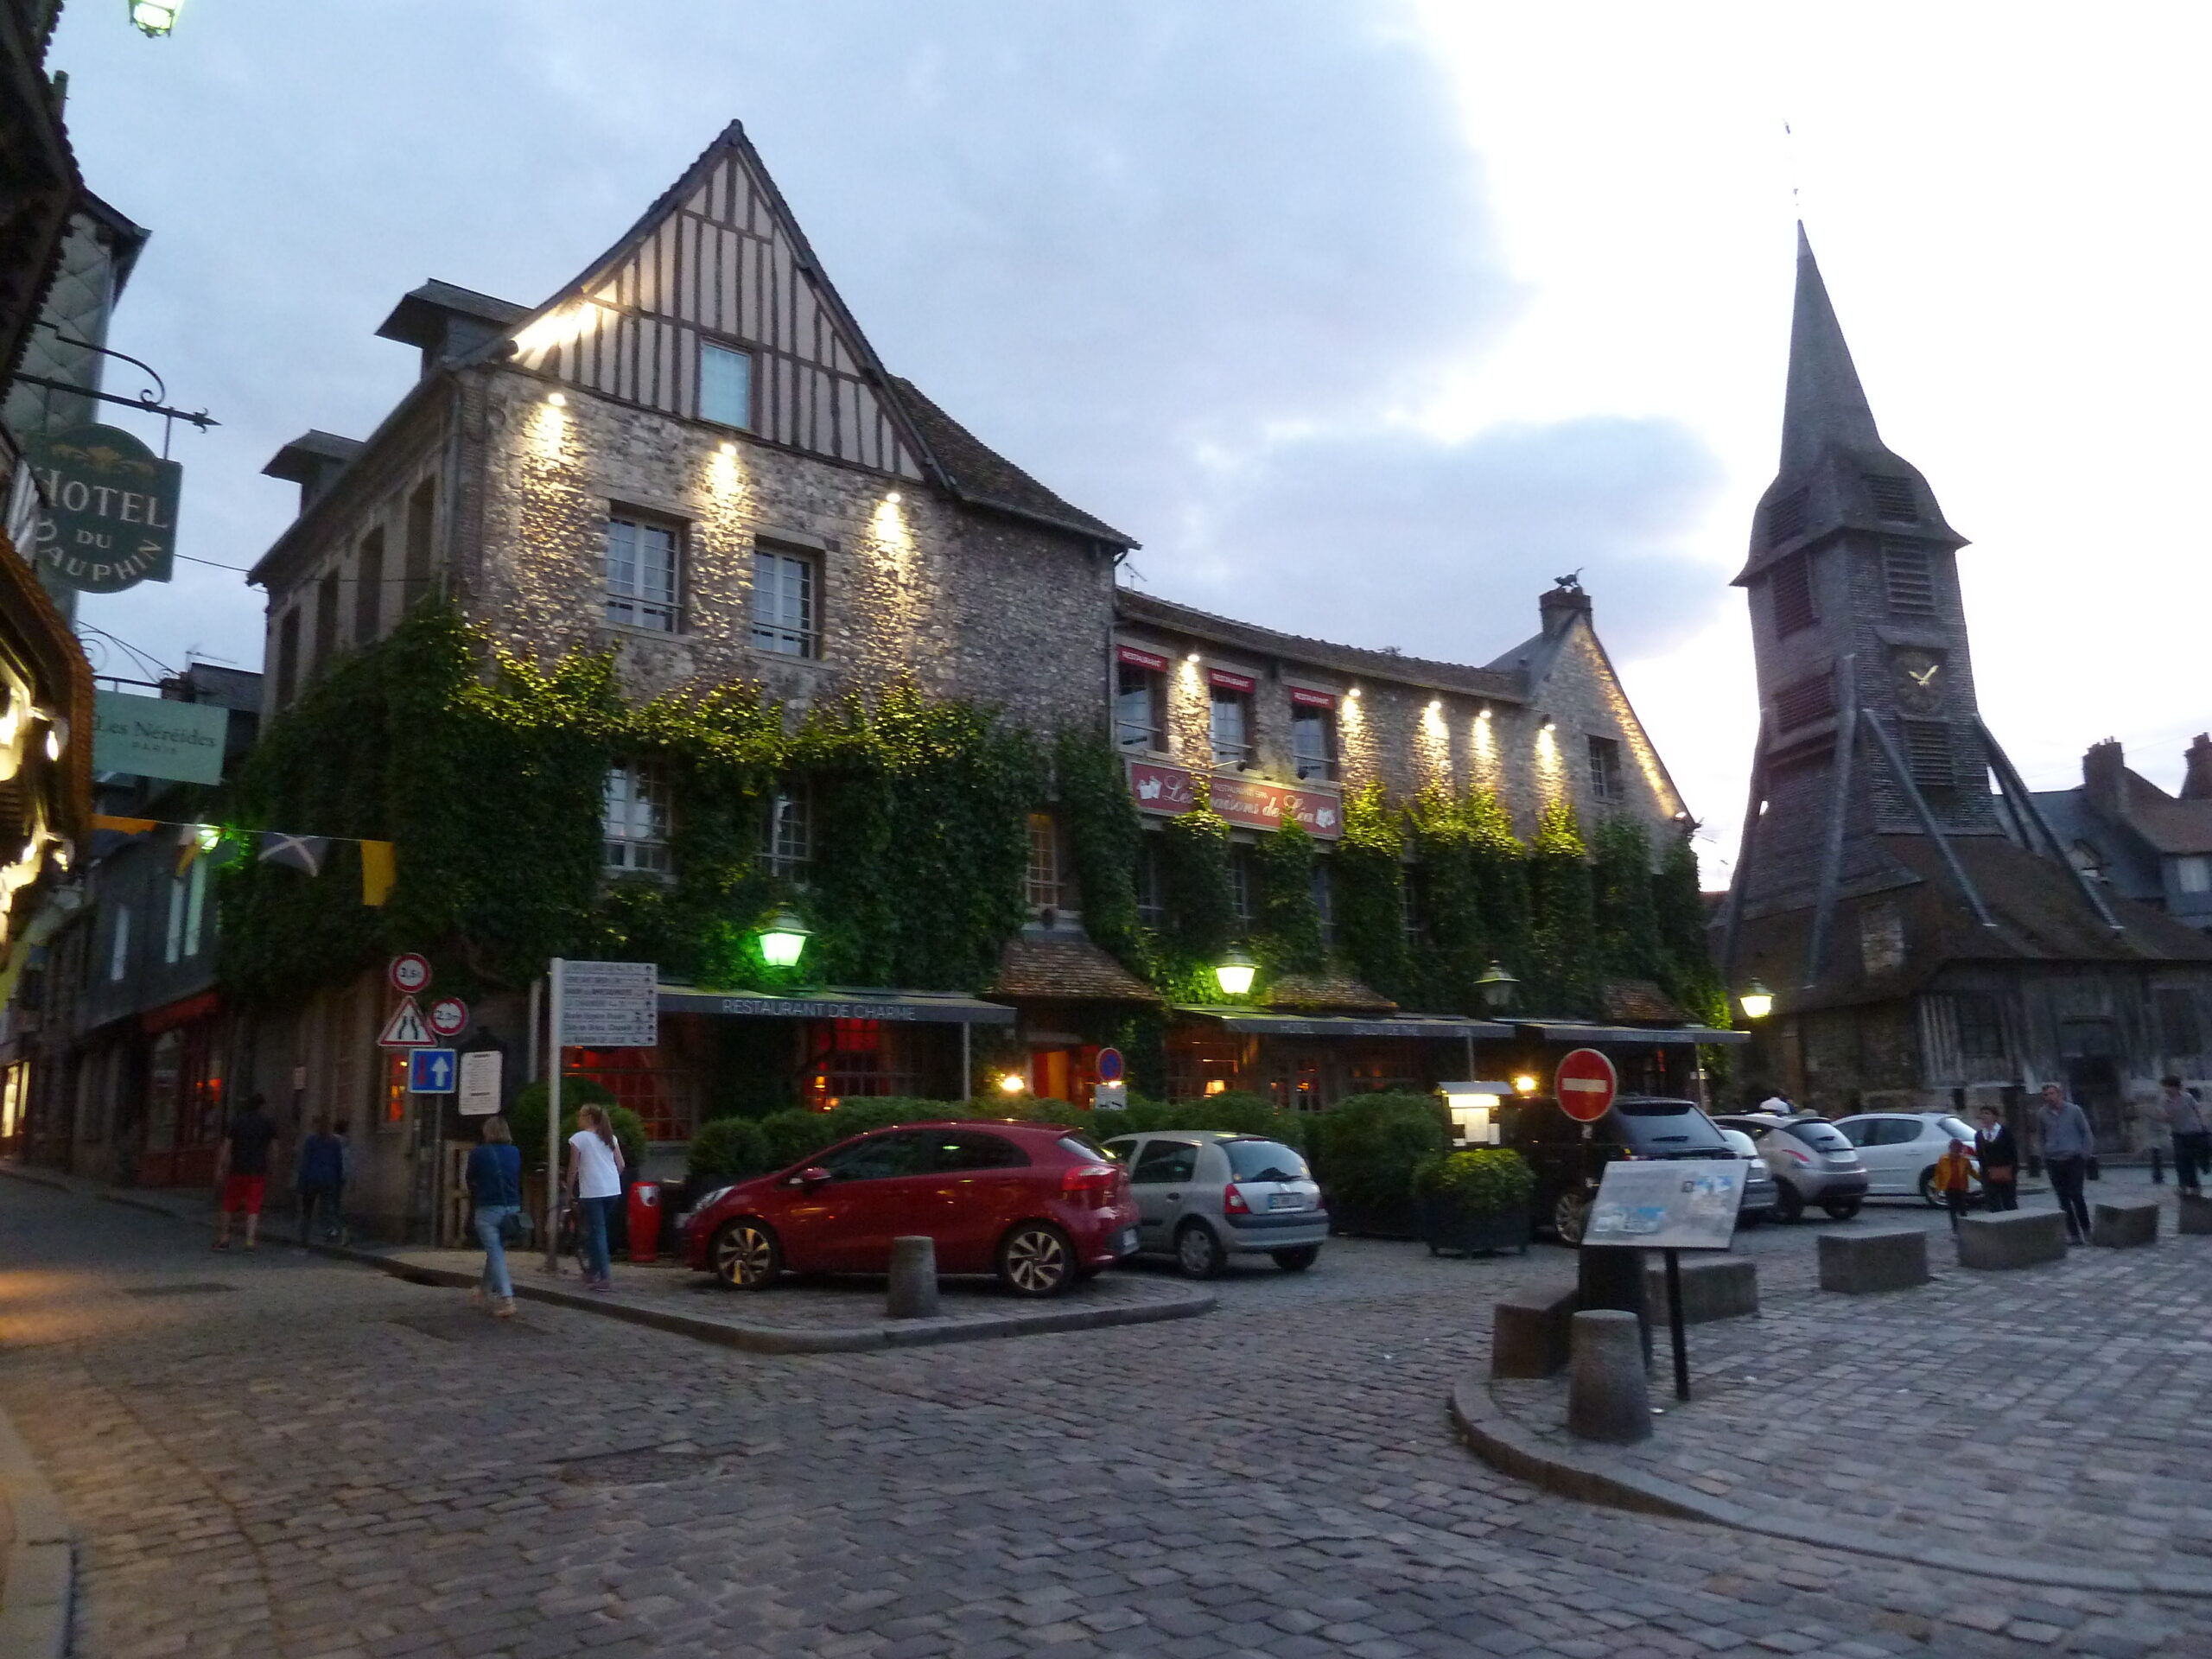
[1223,1139,1309,1182]
[1940,1116,1976,1142]
[1058,1134,1110,1164]
[1615,1101,1728,1151]
[1786,1122,1853,1153]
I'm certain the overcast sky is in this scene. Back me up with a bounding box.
[44,2,2212,881]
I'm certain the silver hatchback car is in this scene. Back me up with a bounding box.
[1101,1130,1328,1277]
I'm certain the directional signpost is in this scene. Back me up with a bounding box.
[409,1048,458,1094]
[543,960,658,1271]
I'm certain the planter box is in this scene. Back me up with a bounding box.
[1415,1197,1530,1257]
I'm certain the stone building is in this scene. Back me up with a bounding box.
[204,120,1725,1239]
[1717,229,2212,1147]
[2011,737,2212,934]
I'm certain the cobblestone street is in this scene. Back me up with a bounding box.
[7,1172,2212,1659]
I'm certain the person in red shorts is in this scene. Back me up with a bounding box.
[214,1094,279,1252]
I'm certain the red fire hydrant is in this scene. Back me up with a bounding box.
[626,1181,662,1264]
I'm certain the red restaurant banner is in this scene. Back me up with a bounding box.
[1288,686,1338,709]
[1116,644,1171,673]
[1126,760,1342,839]
[1205,667,1256,694]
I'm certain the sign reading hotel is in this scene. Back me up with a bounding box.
[24,424,182,594]
[1126,760,1342,839]
[91,690,227,785]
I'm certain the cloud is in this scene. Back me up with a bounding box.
[45,0,1723,687]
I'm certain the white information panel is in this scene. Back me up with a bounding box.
[458,1049,503,1116]
[1585,1159,1745,1251]
[556,960,658,1047]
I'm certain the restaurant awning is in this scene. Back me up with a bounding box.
[1175,1007,1511,1040]
[1512,1021,1751,1047]
[658,988,1015,1026]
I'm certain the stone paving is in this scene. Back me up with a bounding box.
[4,1170,2212,1657]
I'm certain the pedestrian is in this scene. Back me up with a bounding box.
[296,1116,345,1246]
[1935,1135,1976,1232]
[467,1115,523,1319]
[2037,1082,2095,1244]
[2158,1077,2208,1198]
[1758,1090,1793,1116]
[213,1092,279,1252]
[1974,1105,2018,1211]
[330,1116,353,1243]
[564,1103,625,1292]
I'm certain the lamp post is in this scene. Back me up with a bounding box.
[1738,979,1775,1022]
[1475,961,1519,1014]
[1213,945,1256,998]
[758,909,810,969]
[130,0,182,35]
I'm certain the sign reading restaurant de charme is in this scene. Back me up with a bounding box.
[1127,759,1342,839]
[24,423,181,594]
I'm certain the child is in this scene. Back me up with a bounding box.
[1936,1136,1977,1233]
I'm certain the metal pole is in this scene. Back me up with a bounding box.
[1665,1249,1690,1402]
[1463,1031,1475,1080]
[526,976,543,1084]
[543,959,563,1274]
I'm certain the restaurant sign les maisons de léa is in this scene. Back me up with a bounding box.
[24,423,181,594]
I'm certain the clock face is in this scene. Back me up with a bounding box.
[1892,649,1945,715]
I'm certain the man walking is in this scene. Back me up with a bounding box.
[2159,1077,2208,1198]
[296,1117,345,1246]
[2037,1082,2094,1245]
[214,1093,279,1252]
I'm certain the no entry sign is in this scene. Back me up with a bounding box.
[1554,1047,1618,1122]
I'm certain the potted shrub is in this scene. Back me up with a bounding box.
[1410,1147,1535,1256]
[1311,1092,1450,1237]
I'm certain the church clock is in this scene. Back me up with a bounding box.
[1891,648,1945,715]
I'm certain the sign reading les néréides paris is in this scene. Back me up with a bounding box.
[24,423,181,594]
[91,690,227,785]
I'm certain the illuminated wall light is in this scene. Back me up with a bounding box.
[886,491,902,505]
[719,440,736,455]
[1512,1073,1540,1095]
[545,391,567,407]
[997,1071,1027,1095]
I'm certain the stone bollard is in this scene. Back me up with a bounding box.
[887,1236,940,1319]
[1567,1309,1652,1445]
[2180,1192,2212,1236]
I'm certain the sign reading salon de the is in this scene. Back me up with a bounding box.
[24,423,181,594]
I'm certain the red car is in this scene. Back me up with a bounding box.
[683,1120,1138,1298]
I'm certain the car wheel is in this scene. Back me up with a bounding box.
[997,1222,1076,1297]
[1771,1182,1804,1224]
[1917,1167,1945,1209]
[710,1219,781,1291]
[1821,1197,1863,1221]
[1174,1221,1228,1279]
[1271,1245,1319,1272]
[1553,1191,1591,1247]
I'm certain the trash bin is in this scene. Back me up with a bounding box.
[626,1180,662,1263]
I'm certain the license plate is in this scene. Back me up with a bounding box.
[1116,1228,1138,1253]
[1268,1193,1305,1211]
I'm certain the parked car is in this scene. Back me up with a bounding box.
[1713,1113,1870,1222]
[1718,1128,1778,1226]
[682,1120,1138,1297]
[1829,1111,1981,1207]
[1100,1130,1327,1277]
[1501,1095,1738,1245]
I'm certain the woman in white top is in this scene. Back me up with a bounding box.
[564,1104,626,1291]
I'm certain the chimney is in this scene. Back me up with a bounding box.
[2183,734,2212,802]
[1539,579,1592,636]
[2082,739,2126,817]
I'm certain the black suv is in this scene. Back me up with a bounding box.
[1501,1094,1737,1244]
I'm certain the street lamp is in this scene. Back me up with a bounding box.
[758,908,811,969]
[1738,978,1775,1021]
[1213,945,1257,998]
[130,0,182,35]
[1474,960,1519,1013]
[997,1071,1027,1096]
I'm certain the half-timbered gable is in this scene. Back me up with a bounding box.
[506,123,925,483]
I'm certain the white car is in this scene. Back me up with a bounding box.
[1830,1111,1980,1207]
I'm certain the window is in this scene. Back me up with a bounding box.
[1312,860,1335,948]
[108,904,130,982]
[1770,550,1815,637]
[603,762,671,874]
[762,785,811,880]
[1115,649,1166,751]
[1955,992,2005,1062]
[752,544,818,656]
[1764,486,1810,546]
[698,341,753,429]
[1136,839,1165,929]
[1901,721,1953,791]
[274,610,300,708]
[1290,692,1338,782]
[1773,670,1837,732]
[1866,474,1919,523]
[1229,847,1255,925]
[313,571,340,679]
[1208,670,1255,768]
[2159,988,2204,1058]
[817,1129,934,1182]
[1131,1139,1198,1185]
[1027,812,1064,915]
[1882,543,1937,615]
[403,479,435,611]
[164,871,187,965]
[1586,734,1624,804]
[924,1131,1028,1173]
[182,858,207,959]
[1400,871,1426,950]
[605,513,681,632]
[2178,855,2212,894]
[354,529,384,645]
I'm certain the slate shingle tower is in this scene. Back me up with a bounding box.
[1717,230,2212,1135]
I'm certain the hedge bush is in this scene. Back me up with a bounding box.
[686,1116,772,1186]
[1409,1147,1535,1216]
[1090,1091,1312,1156]
[507,1079,643,1173]
[1310,1091,1449,1228]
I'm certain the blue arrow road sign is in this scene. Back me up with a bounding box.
[409,1047,458,1094]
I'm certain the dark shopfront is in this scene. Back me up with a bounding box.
[1488,1021,1751,1104]
[1169,1009,1512,1109]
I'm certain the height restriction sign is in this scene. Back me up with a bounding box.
[1554,1047,1618,1122]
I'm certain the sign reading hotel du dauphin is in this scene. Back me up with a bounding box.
[1126,760,1342,840]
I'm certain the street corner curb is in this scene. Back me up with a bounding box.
[373,1256,1216,1352]
[0,1165,73,1195]
[0,1400,73,1659]
[1445,1375,2212,1595]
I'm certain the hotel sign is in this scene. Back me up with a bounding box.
[24,424,181,594]
[1126,760,1342,840]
